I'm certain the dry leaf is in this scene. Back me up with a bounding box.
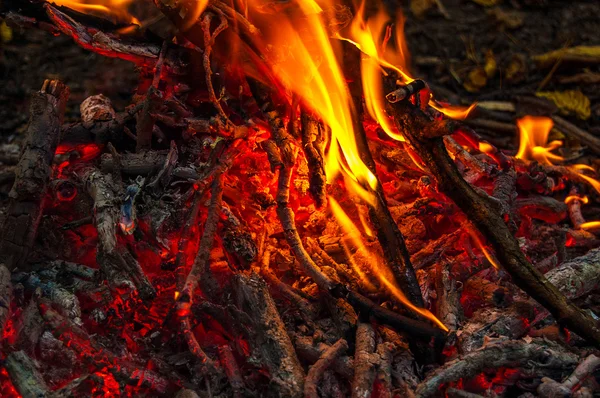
[486,7,524,30]
[533,46,600,68]
[484,50,497,77]
[536,90,591,120]
[505,54,527,84]
[0,21,12,44]
[463,67,488,93]
[411,0,436,18]
[471,0,501,6]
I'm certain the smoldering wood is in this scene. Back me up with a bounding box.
[388,97,600,348]
[217,345,245,398]
[435,261,463,331]
[233,272,305,398]
[300,110,327,208]
[415,339,580,398]
[4,351,50,398]
[545,247,600,300]
[375,342,395,398]
[463,277,510,308]
[0,264,12,337]
[0,80,68,270]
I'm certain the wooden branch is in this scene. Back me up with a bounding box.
[293,336,355,379]
[352,323,377,398]
[218,345,245,398]
[388,99,600,347]
[233,273,305,398]
[545,247,600,300]
[5,351,49,398]
[414,339,579,398]
[0,79,68,270]
[0,264,12,337]
[553,114,600,156]
[305,338,348,398]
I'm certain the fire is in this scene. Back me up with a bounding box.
[565,195,589,205]
[49,0,140,25]
[330,198,448,331]
[516,116,600,194]
[580,221,600,231]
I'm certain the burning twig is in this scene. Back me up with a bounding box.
[201,12,230,125]
[388,96,600,347]
[0,79,69,270]
[304,338,348,398]
[414,339,580,398]
[176,172,224,370]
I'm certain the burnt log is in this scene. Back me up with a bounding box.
[0,80,69,270]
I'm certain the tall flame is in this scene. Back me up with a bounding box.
[330,198,447,331]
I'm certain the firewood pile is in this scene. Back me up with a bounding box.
[0,0,599,397]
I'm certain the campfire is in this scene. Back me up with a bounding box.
[0,0,600,397]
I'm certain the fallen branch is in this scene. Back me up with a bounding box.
[305,338,348,398]
[388,97,600,347]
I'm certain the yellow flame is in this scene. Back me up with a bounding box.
[466,226,500,269]
[330,197,447,331]
[516,116,600,194]
[565,195,589,205]
[174,291,180,300]
[49,0,140,25]
[479,142,495,154]
[246,0,378,205]
[580,221,600,231]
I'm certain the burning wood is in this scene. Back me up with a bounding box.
[0,0,600,397]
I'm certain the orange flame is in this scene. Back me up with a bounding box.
[330,197,448,331]
[49,0,140,25]
[516,116,600,195]
[580,221,600,231]
[565,195,589,205]
[466,226,500,269]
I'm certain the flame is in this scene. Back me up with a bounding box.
[466,225,500,269]
[565,195,589,205]
[516,116,600,195]
[329,197,447,331]
[339,0,473,143]
[49,0,140,25]
[478,142,495,154]
[580,221,600,231]
[174,291,180,300]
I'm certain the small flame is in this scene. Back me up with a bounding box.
[565,195,589,205]
[329,197,447,331]
[478,142,495,154]
[516,116,600,194]
[49,0,140,25]
[174,291,180,300]
[466,225,500,269]
[580,221,600,231]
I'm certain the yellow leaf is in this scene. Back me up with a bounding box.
[484,50,497,78]
[411,0,436,18]
[0,21,12,44]
[471,0,501,6]
[464,67,488,93]
[533,46,600,68]
[505,54,527,83]
[536,90,591,120]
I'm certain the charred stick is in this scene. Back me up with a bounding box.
[218,345,245,398]
[435,261,463,331]
[446,389,486,398]
[375,343,394,398]
[260,246,318,319]
[414,339,579,398]
[537,355,600,398]
[300,110,327,208]
[552,115,600,156]
[305,338,349,398]
[0,264,12,337]
[233,273,305,398]
[0,79,68,270]
[444,136,494,177]
[5,351,49,398]
[388,99,600,348]
[352,322,377,398]
[248,78,296,166]
[176,173,224,369]
[567,188,587,229]
[294,336,355,379]
[545,247,600,300]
